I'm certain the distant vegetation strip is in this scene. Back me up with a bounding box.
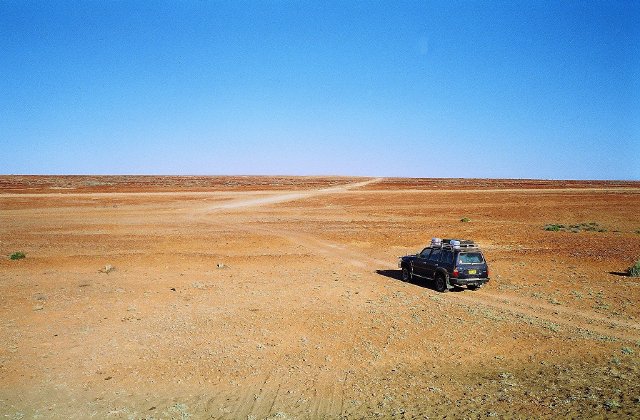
[543,222,607,233]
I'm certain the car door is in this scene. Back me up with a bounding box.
[424,248,442,279]
[412,247,432,278]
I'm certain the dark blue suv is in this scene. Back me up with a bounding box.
[398,238,490,292]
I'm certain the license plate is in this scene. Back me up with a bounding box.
[468,269,477,275]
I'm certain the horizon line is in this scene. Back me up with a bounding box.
[1,174,638,182]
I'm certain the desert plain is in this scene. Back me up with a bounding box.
[1,175,639,419]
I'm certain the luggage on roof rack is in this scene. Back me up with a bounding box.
[443,239,478,249]
[431,238,478,249]
[442,238,475,245]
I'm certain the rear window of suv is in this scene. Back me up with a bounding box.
[458,252,484,264]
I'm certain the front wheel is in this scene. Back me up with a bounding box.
[401,267,411,282]
[435,273,448,292]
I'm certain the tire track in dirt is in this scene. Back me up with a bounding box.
[239,356,288,420]
[248,225,391,269]
[229,379,277,419]
[472,290,640,332]
[199,177,384,211]
[307,369,344,419]
[451,291,640,343]
[247,225,640,343]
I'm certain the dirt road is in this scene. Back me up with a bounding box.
[1,176,639,418]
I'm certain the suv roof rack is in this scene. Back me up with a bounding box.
[430,237,479,250]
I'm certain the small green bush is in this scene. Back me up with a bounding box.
[543,222,607,233]
[604,400,620,410]
[628,259,640,277]
[460,217,470,223]
[9,252,26,260]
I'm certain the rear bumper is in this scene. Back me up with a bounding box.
[450,277,489,287]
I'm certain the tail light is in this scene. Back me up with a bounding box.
[452,268,459,278]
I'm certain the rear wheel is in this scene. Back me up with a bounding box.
[435,273,448,292]
[401,267,411,282]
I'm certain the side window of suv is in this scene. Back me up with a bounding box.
[428,249,441,262]
[442,250,454,264]
[419,248,431,258]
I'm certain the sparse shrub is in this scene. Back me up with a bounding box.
[578,222,598,232]
[9,252,26,260]
[544,222,607,233]
[571,290,584,299]
[604,399,620,410]
[627,259,640,277]
[460,217,470,223]
[498,372,513,379]
[621,347,634,355]
[545,322,560,332]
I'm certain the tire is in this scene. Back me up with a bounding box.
[468,284,481,291]
[435,273,448,293]
[402,267,411,282]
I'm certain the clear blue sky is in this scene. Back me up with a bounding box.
[1,1,638,179]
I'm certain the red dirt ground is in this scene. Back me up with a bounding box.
[1,176,639,419]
